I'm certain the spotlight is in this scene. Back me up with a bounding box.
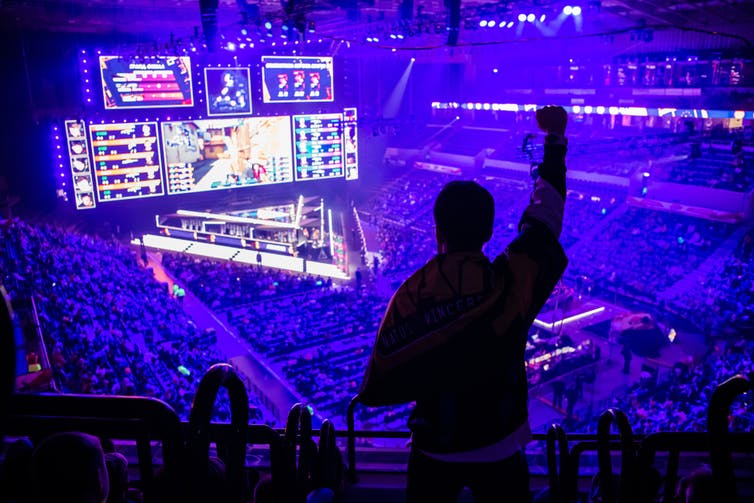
[264,21,272,29]
[488,20,496,27]
[506,21,515,28]
[572,5,582,15]
[479,20,488,27]
[411,57,416,62]
[390,33,397,39]
[563,5,573,15]
[241,28,248,35]
[518,13,527,22]
[226,42,236,51]
[527,13,535,22]
[539,14,546,22]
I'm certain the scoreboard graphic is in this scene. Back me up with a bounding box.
[292,113,344,181]
[100,56,194,109]
[89,122,165,202]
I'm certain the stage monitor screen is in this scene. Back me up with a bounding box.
[99,56,194,109]
[161,117,294,195]
[89,122,165,202]
[292,113,344,181]
[204,67,252,116]
[262,56,334,103]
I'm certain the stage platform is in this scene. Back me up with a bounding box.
[133,234,349,280]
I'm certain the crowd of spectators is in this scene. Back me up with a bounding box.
[0,220,273,423]
[565,207,732,303]
[667,228,754,334]
[574,338,754,434]
[161,252,330,309]
[225,288,399,428]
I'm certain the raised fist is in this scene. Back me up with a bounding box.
[536,106,568,136]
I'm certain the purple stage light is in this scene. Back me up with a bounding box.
[539,14,546,22]
[563,5,573,15]
[488,20,497,27]
[518,13,527,22]
[572,5,582,15]
[507,21,515,28]
[479,20,488,27]
[527,13,535,22]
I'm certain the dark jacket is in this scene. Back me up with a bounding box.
[359,138,568,454]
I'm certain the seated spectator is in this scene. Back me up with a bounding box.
[31,432,109,503]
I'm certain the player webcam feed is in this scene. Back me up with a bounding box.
[100,55,193,109]
[262,56,334,103]
[161,117,294,195]
[205,67,252,116]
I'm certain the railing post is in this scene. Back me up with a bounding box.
[708,373,753,503]
[546,423,570,503]
[187,363,249,503]
[346,395,359,483]
[596,408,636,503]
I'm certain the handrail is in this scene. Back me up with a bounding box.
[708,373,753,503]
[346,395,360,482]
[546,423,571,503]
[637,431,754,503]
[284,403,316,502]
[596,408,636,503]
[7,393,184,501]
[315,418,343,492]
[187,363,249,503]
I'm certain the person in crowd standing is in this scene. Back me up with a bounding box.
[358,106,569,503]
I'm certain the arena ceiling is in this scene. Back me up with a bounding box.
[1,0,752,48]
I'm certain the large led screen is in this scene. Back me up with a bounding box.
[161,117,294,195]
[293,113,344,181]
[89,121,165,202]
[100,56,194,109]
[262,56,334,103]
[204,67,252,116]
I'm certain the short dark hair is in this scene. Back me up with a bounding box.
[433,181,494,250]
[32,432,108,503]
